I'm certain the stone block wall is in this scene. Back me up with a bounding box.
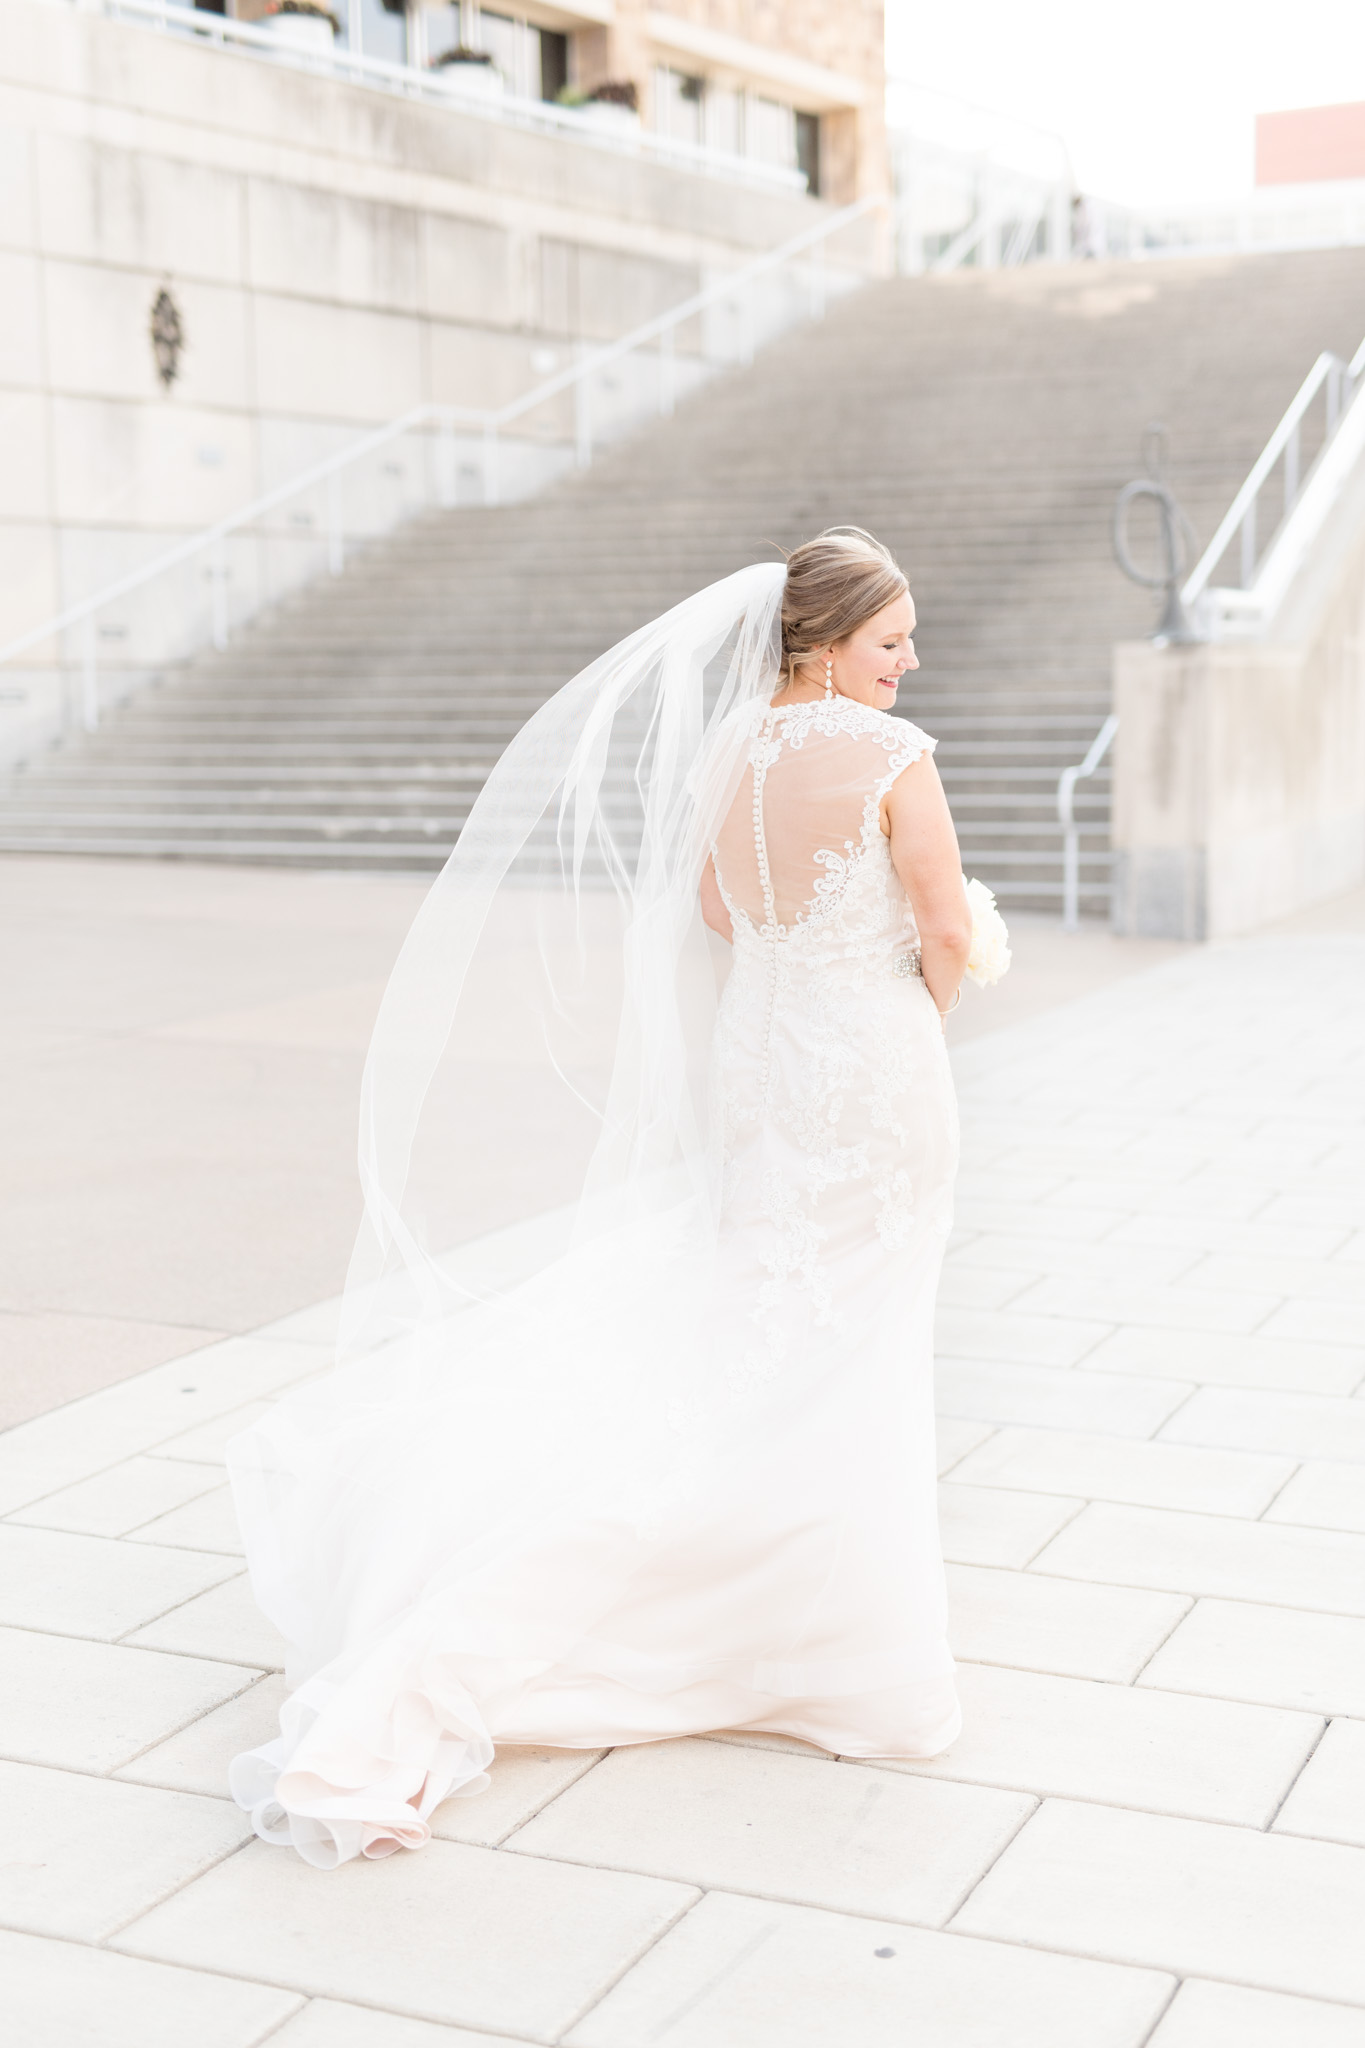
[0,0,847,665]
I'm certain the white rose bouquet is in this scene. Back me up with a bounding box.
[963,876,1011,987]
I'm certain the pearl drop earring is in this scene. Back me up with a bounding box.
[824,656,834,700]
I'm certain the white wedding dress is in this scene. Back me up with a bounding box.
[228,575,962,1869]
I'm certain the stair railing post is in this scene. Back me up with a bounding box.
[327,469,345,577]
[810,246,826,319]
[1327,358,1343,436]
[81,613,99,733]
[482,422,501,506]
[658,327,675,418]
[575,371,592,470]
[1240,497,1257,590]
[211,537,229,650]
[437,411,457,508]
[1284,420,1300,516]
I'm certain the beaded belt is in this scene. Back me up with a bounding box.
[891,950,923,979]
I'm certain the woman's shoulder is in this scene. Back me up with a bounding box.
[842,702,937,763]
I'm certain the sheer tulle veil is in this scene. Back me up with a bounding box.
[228,564,790,1729]
[346,558,787,1354]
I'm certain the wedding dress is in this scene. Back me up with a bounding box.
[228,565,962,1868]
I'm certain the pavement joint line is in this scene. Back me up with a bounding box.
[1017,1498,1091,1566]
[98,1833,259,1949]
[1131,1976,1183,2048]
[549,1884,709,2044]
[1258,1717,1336,1836]
[110,1668,275,1778]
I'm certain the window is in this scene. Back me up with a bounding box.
[654,67,705,146]
[540,29,567,103]
[748,95,797,170]
[705,85,744,158]
[795,110,820,195]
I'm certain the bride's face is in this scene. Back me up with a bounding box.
[831,593,918,708]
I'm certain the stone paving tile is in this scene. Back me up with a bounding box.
[1046,1175,1275,1220]
[431,1747,609,1849]
[934,1307,1114,1368]
[934,1417,996,1473]
[1108,1214,1354,1260]
[269,2000,538,2047]
[1262,1193,1365,1230]
[937,1359,1190,1437]
[117,1674,285,1796]
[1261,1297,1365,1346]
[1160,1386,1365,1462]
[938,1482,1083,1567]
[0,1339,326,1516]
[1147,1979,1365,2048]
[1032,1502,1365,1615]
[1004,1274,1281,1334]
[126,1572,288,1669]
[949,1426,1292,1517]
[114,1836,698,2038]
[1187,1253,1365,1304]
[0,1760,251,1941]
[945,1563,1190,1683]
[0,1624,257,1774]
[129,1483,245,1555]
[146,1400,275,1467]
[946,1234,1198,1284]
[953,1799,1365,2006]
[1079,1325,1365,1395]
[869,1662,1320,1826]
[508,1736,1033,1927]
[1264,1460,1365,1532]
[0,1523,240,1641]
[935,1265,1037,1311]
[1272,1718,1365,1848]
[951,1200,1130,1243]
[0,1927,303,2048]
[702,1727,836,1759]
[1139,1598,1365,1717]
[566,1889,1173,2048]
[4,1456,223,1537]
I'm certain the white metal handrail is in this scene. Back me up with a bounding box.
[1182,335,1365,636]
[1058,714,1119,930]
[94,0,807,195]
[0,194,882,730]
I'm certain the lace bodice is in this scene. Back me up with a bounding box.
[712,696,933,957]
[708,697,952,1378]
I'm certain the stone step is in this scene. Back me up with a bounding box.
[10,246,1364,896]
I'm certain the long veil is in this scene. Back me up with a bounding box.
[227,562,793,1864]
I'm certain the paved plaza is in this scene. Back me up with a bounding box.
[2,856,1364,2047]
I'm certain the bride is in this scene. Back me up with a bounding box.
[228,527,975,1869]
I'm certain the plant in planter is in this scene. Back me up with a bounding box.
[429,46,504,98]
[557,79,641,130]
[261,0,340,51]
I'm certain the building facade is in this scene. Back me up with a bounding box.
[221,0,886,204]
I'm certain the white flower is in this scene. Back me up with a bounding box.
[963,876,1011,987]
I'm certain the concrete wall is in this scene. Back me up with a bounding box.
[1,0,847,670]
[1112,469,1365,941]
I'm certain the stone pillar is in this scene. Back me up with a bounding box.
[1112,626,1365,941]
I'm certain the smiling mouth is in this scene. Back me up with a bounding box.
[877,676,899,688]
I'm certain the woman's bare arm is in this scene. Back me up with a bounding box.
[700,854,733,943]
[882,754,971,1016]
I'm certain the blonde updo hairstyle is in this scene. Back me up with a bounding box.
[780,527,909,684]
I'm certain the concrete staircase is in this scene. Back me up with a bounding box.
[6,246,1365,911]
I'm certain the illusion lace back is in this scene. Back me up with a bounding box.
[228,691,962,1869]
